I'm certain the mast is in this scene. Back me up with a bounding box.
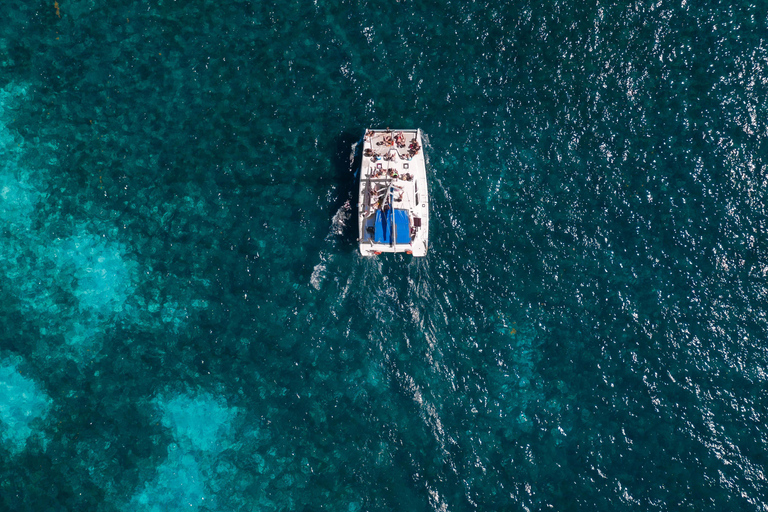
[390,181,395,247]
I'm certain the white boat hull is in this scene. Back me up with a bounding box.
[358,129,428,257]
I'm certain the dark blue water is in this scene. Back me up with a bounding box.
[1,0,767,510]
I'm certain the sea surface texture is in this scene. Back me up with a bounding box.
[1,0,767,510]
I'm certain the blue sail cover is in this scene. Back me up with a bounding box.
[373,209,411,244]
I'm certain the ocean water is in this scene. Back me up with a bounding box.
[1,0,767,510]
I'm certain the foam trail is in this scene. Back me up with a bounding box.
[310,199,351,290]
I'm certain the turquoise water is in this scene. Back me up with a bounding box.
[1,0,767,510]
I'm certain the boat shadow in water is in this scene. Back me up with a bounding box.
[327,131,363,252]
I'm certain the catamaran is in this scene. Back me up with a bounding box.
[358,129,428,257]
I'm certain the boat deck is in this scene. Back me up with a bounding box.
[358,129,428,256]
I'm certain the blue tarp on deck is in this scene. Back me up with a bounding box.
[374,209,411,244]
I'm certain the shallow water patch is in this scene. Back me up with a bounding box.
[155,391,237,454]
[0,355,52,454]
